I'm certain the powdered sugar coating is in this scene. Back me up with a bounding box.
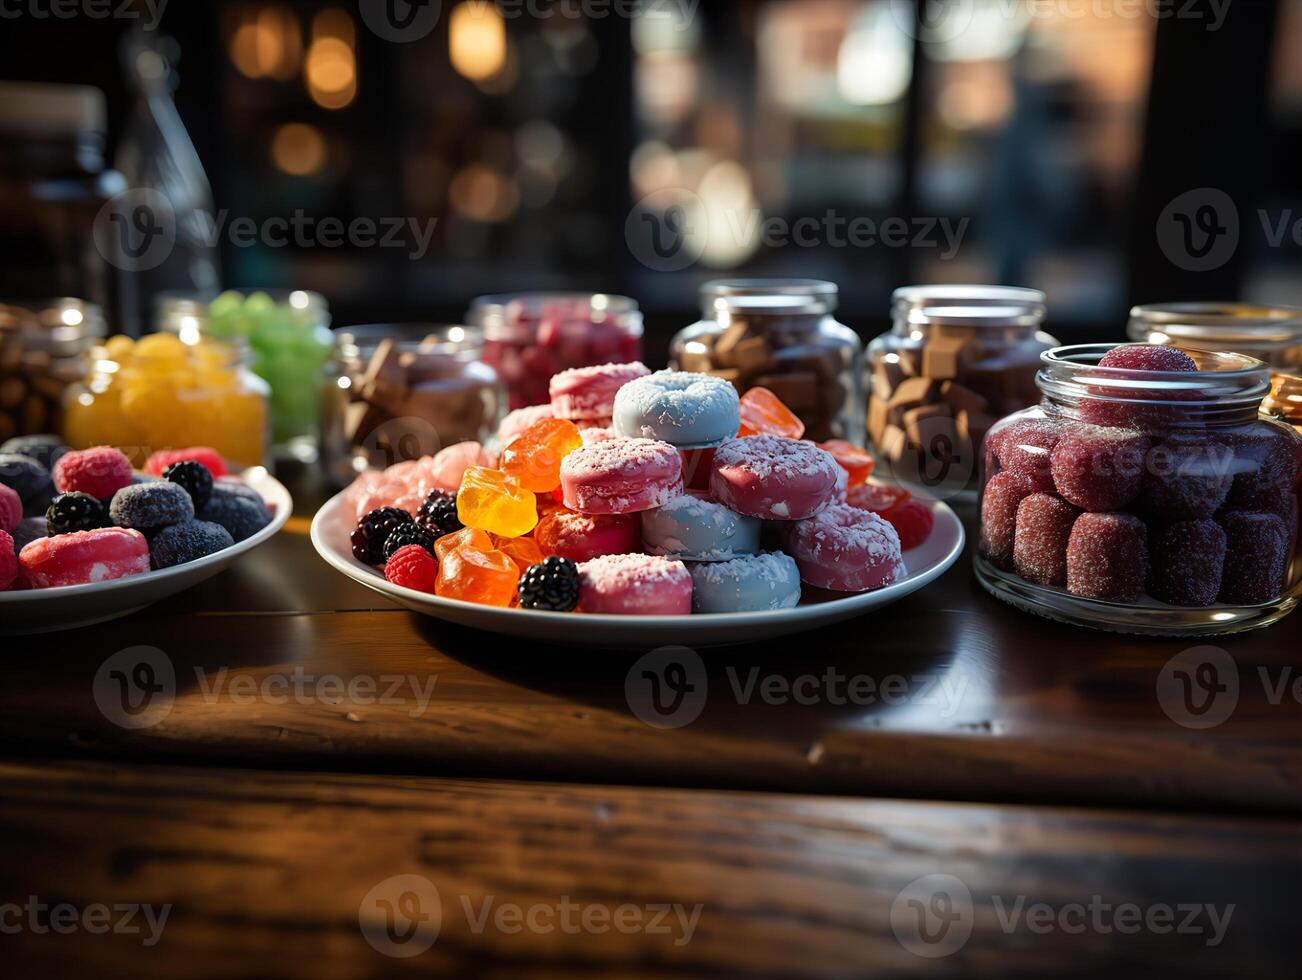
[1148,519,1226,606]
[787,502,905,592]
[613,370,741,447]
[1065,512,1149,602]
[641,492,761,561]
[577,553,692,614]
[19,526,150,588]
[1013,493,1080,587]
[560,437,683,514]
[550,361,650,420]
[709,436,839,520]
[1050,425,1149,512]
[578,426,619,447]
[689,551,801,612]
[992,418,1061,479]
[1218,510,1289,604]
[980,470,1051,568]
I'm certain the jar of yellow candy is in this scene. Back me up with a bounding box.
[63,330,269,468]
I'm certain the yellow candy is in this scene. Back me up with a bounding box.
[103,334,135,360]
[457,466,538,538]
[132,332,188,364]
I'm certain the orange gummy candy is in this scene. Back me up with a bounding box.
[457,466,538,537]
[435,543,519,607]
[737,386,804,440]
[493,534,544,573]
[818,439,875,488]
[435,526,493,563]
[500,418,583,493]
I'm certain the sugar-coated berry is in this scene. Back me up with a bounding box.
[149,519,235,569]
[1137,437,1233,521]
[1065,512,1149,602]
[52,446,134,500]
[0,453,55,513]
[1218,511,1289,605]
[46,492,110,536]
[198,484,272,542]
[1148,519,1226,607]
[0,483,20,533]
[415,489,464,538]
[980,470,1050,568]
[1097,344,1199,373]
[880,499,935,551]
[0,435,69,471]
[145,446,229,478]
[384,543,438,593]
[517,556,582,611]
[0,529,15,590]
[109,481,195,531]
[1049,426,1149,512]
[163,460,214,510]
[382,522,439,562]
[351,506,412,564]
[1013,493,1080,588]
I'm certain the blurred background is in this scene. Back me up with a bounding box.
[1,0,1300,358]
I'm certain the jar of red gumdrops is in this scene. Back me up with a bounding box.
[975,343,1302,636]
[469,293,643,411]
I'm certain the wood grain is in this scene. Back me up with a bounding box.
[0,759,1297,978]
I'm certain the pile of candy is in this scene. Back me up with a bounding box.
[980,345,1301,606]
[0,440,272,592]
[344,363,934,614]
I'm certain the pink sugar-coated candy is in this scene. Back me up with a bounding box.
[577,553,692,614]
[430,442,493,492]
[831,464,849,503]
[549,362,650,420]
[1137,436,1234,521]
[709,436,840,521]
[1223,424,1301,507]
[1218,511,1290,605]
[575,417,614,431]
[787,502,905,593]
[534,508,641,563]
[19,527,150,588]
[980,470,1052,569]
[1098,345,1199,373]
[1080,345,1202,430]
[0,529,15,590]
[1049,425,1149,512]
[578,426,619,447]
[0,483,20,533]
[1148,519,1227,607]
[559,437,683,515]
[497,404,555,447]
[1065,512,1149,602]
[1012,493,1080,587]
[991,417,1061,480]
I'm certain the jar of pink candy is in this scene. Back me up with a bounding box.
[976,343,1302,636]
[469,293,643,411]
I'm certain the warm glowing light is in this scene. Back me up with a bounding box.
[271,123,327,176]
[837,11,912,106]
[306,9,356,109]
[449,164,520,223]
[289,290,311,309]
[450,1,507,82]
[229,6,302,81]
[60,307,84,327]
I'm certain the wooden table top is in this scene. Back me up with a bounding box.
[3,469,1299,976]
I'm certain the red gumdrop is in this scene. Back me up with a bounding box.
[1137,436,1234,521]
[980,470,1051,568]
[1050,426,1149,512]
[1081,345,1202,429]
[1148,519,1227,607]
[1066,512,1149,602]
[1013,493,1080,587]
[1223,424,1301,507]
[991,418,1061,480]
[1218,511,1290,605]
[1097,345,1199,372]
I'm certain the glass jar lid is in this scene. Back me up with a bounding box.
[893,284,1045,318]
[701,279,838,317]
[907,304,1043,330]
[1128,302,1302,354]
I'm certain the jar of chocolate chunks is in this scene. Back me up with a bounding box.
[669,279,863,442]
[867,285,1055,496]
[0,299,104,444]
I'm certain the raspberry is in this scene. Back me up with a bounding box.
[991,418,1061,480]
[517,556,581,611]
[1137,436,1233,521]
[1013,493,1080,587]
[1148,519,1226,606]
[1218,511,1289,605]
[52,447,133,501]
[350,506,411,564]
[844,482,910,513]
[1097,345,1198,372]
[0,483,20,533]
[162,460,214,510]
[880,499,934,551]
[46,492,110,536]
[980,470,1050,568]
[1066,512,1149,602]
[384,543,438,592]
[1049,426,1149,512]
[145,447,229,478]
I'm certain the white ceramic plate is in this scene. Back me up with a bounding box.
[311,489,965,647]
[0,469,292,634]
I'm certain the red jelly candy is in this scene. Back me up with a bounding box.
[1066,512,1149,602]
[880,499,934,551]
[1137,436,1233,521]
[1013,492,1080,587]
[1223,424,1301,507]
[145,447,229,478]
[817,439,875,488]
[980,470,1049,568]
[1218,511,1289,605]
[1148,519,1227,607]
[991,418,1061,480]
[1050,426,1149,512]
[845,482,910,513]
[1081,345,1201,429]
[1097,345,1198,373]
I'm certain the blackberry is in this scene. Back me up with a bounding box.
[517,556,581,611]
[416,489,463,538]
[382,522,439,562]
[350,506,412,564]
[46,492,109,536]
[162,459,214,510]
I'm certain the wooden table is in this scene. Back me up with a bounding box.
[3,471,1300,976]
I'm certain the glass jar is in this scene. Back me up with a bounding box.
[470,293,643,410]
[338,324,503,470]
[1265,373,1302,436]
[976,343,1302,636]
[0,299,105,443]
[63,330,268,468]
[867,286,1055,495]
[670,279,863,442]
[1128,302,1302,371]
